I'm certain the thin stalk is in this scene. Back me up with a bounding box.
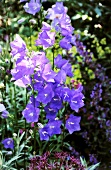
[29,19,32,47]
[34,122,36,153]
[24,88,28,170]
[62,106,66,150]
[14,85,17,126]
[52,48,55,70]
[32,81,36,154]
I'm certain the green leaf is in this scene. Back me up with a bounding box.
[88,162,100,170]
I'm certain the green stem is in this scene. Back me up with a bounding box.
[62,106,66,150]
[14,85,17,126]
[52,48,55,70]
[24,88,28,170]
[32,81,37,154]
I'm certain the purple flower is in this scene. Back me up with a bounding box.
[53,2,65,14]
[50,95,63,110]
[23,0,41,15]
[44,104,58,120]
[46,120,62,137]
[61,87,72,102]
[33,73,44,91]
[42,63,56,83]
[53,14,74,36]
[0,104,6,112]
[46,2,73,36]
[11,57,35,87]
[36,84,54,104]
[18,18,26,24]
[69,89,84,112]
[32,51,49,66]
[39,120,62,140]
[46,2,67,20]
[54,54,68,69]
[41,22,51,31]
[10,34,27,59]
[54,54,73,77]
[29,95,40,108]
[13,76,31,88]
[54,70,66,84]
[106,120,111,127]
[59,37,72,50]
[61,62,73,77]
[39,126,50,141]
[1,110,9,118]
[35,30,55,49]
[65,114,81,134]
[22,103,40,123]
[89,154,98,164]
[20,0,27,2]
[2,138,14,149]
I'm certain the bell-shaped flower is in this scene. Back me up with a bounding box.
[65,114,81,134]
[23,0,41,15]
[22,103,40,123]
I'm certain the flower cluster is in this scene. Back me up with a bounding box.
[10,35,84,140]
[11,28,84,140]
[10,2,85,141]
[28,151,85,170]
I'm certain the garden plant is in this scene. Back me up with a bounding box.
[0,0,110,169]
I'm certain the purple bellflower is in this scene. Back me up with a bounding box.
[46,2,73,36]
[23,0,41,15]
[10,34,27,60]
[54,69,66,84]
[39,120,62,140]
[1,110,9,118]
[44,104,58,120]
[42,63,56,83]
[50,94,63,110]
[47,119,62,137]
[54,55,73,77]
[59,37,72,50]
[39,126,50,141]
[35,30,55,49]
[65,114,81,134]
[2,138,14,149]
[11,57,35,87]
[36,84,54,105]
[46,2,67,20]
[22,103,40,123]
[61,87,72,103]
[69,88,84,112]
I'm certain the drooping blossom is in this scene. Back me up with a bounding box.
[46,2,67,20]
[22,103,40,123]
[36,84,54,105]
[54,54,73,77]
[39,120,62,140]
[65,114,81,134]
[23,0,41,15]
[10,34,27,60]
[69,88,84,112]
[0,104,6,112]
[1,110,9,118]
[35,23,55,49]
[2,138,14,149]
